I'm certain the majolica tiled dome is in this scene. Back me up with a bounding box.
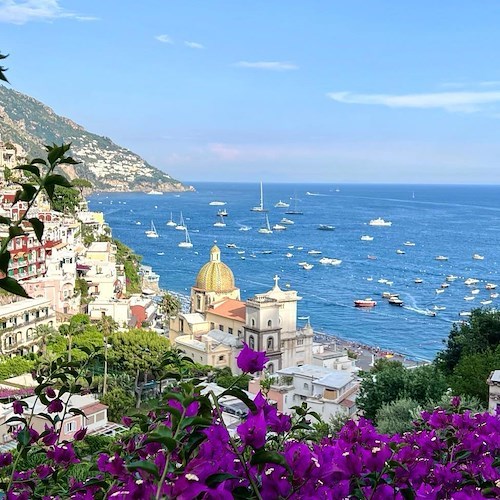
[195,245,235,292]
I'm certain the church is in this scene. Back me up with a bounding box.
[170,244,313,374]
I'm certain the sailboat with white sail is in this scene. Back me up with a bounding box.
[145,220,159,238]
[251,181,268,212]
[285,194,303,215]
[166,212,177,226]
[214,215,226,227]
[258,214,273,234]
[175,212,186,231]
[178,226,193,248]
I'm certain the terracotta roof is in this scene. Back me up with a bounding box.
[340,399,355,408]
[209,298,246,322]
[82,402,108,416]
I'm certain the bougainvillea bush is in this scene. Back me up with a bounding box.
[0,344,499,499]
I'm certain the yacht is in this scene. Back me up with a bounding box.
[368,218,392,226]
[274,200,290,208]
[145,220,159,238]
[285,253,293,258]
[175,212,187,231]
[308,250,322,255]
[396,249,405,255]
[209,201,226,206]
[464,278,479,285]
[285,195,303,215]
[472,254,485,260]
[486,283,497,290]
[217,209,229,217]
[319,257,342,265]
[318,224,335,231]
[214,215,226,228]
[147,189,163,195]
[301,263,314,270]
[446,275,458,282]
[280,218,294,225]
[272,224,287,231]
[388,297,404,306]
[166,212,177,226]
[258,214,273,234]
[178,227,193,248]
[435,255,449,261]
[354,298,377,307]
[414,278,423,284]
[251,181,268,212]
[361,235,374,241]
[403,241,416,246]
[481,300,493,305]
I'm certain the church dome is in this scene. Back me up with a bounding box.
[195,245,236,292]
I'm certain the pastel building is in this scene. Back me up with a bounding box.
[487,370,500,414]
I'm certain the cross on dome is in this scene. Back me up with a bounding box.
[273,274,281,289]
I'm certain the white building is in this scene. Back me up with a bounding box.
[487,370,500,414]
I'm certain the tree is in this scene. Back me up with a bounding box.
[376,398,421,435]
[100,387,135,422]
[71,178,93,196]
[51,185,81,214]
[160,292,181,318]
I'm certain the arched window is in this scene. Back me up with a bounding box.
[268,363,274,374]
[249,335,255,350]
[267,337,274,351]
[251,318,255,327]
[196,295,201,310]
[267,319,272,327]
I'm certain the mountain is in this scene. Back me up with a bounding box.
[0,85,192,192]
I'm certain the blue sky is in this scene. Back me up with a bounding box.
[2,1,500,183]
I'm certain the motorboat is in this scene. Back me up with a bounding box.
[368,218,392,226]
[318,224,335,231]
[491,293,499,298]
[441,283,450,288]
[414,278,423,284]
[382,292,395,298]
[396,249,405,255]
[459,311,472,317]
[354,298,377,307]
[403,241,416,246]
[209,201,226,206]
[471,289,480,295]
[424,310,437,317]
[145,220,159,238]
[226,243,237,248]
[147,189,163,195]
[175,212,187,231]
[251,182,268,212]
[361,235,374,241]
[237,250,245,254]
[464,296,475,301]
[261,250,273,254]
[166,212,177,226]
[464,278,479,285]
[214,215,226,228]
[296,246,304,250]
[435,255,449,261]
[239,225,251,231]
[435,289,445,294]
[367,255,377,260]
[486,283,497,290]
[258,214,273,234]
[319,257,342,265]
[285,253,293,258]
[280,218,294,225]
[308,250,322,255]
[434,306,446,311]
[388,297,404,306]
[298,261,308,266]
[272,224,287,231]
[378,278,389,284]
[135,221,142,225]
[178,227,193,248]
[446,275,458,282]
[301,263,314,270]
[472,254,484,260]
[217,209,229,217]
[274,200,290,208]
[481,300,493,305]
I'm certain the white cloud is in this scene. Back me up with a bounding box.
[0,0,95,24]
[155,34,173,44]
[327,90,500,113]
[184,41,204,49]
[234,61,298,71]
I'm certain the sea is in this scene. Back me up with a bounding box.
[87,183,500,362]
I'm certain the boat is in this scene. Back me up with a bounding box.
[274,200,290,208]
[396,249,405,255]
[285,195,303,215]
[272,224,287,231]
[239,225,251,231]
[178,227,193,248]
[217,209,229,217]
[135,221,142,225]
[285,253,293,258]
[388,297,404,306]
[166,212,177,226]
[367,255,377,260]
[464,296,475,301]
[435,255,449,261]
[472,254,484,260]
[308,250,322,255]
[464,278,479,285]
[368,218,392,226]
[147,189,163,195]
[214,215,226,228]
[471,289,480,295]
[491,293,499,298]
[298,261,308,266]
[209,201,226,206]
[175,212,187,231]
[382,292,395,298]
[237,250,245,254]
[258,214,273,234]
[403,241,416,246]
[486,283,497,290]
[434,305,446,311]
[354,298,377,308]
[318,224,335,231]
[378,278,389,284]
[301,263,314,270]
[481,300,493,305]
[157,252,165,256]
[424,310,437,317]
[459,311,472,317]
[287,245,295,249]
[446,275,458,282]
[296,246,304,250]
[280,218,294,225]
[414,278,423,284]
[361,235,374,241]
[441,283,450,288]
[226,243,237,248]
[261,250,273,254]
[435,289,445,294]
[251,182,268,212]
[319,257,342,265]
[145,220,159,238]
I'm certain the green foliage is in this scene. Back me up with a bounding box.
[0,356,35,380]
[376,398,421,435]
[101,387,135,422]
[74,277,89,299]
[51,185,81,214]
[0,52,8,83]
[114,239,142,294]
[213,367,251,389]
[160,292,181,318]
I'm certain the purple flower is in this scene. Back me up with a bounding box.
[46,444,79,466]
[451,395,461,407]
[12,400,24,415]
[237,409,267,449]
[121,416,133,427]
[45,387,56,399]
[47,399,63,413]
[73,428,87,441]
[237,343,268,373]
[42,425,58,446]
[97,453,127,477]
[36,464,54,479]
[0,452,12,467]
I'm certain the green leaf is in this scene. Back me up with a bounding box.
[0,250,10,273]
[126,460,159,478]
[28,218,44,243]
[180,416,212,430]
[60,156,80,165]
[206,473,240,488]
[0,277,30,298]
[9,226,24,239]
[45,183,55,201]
[30,158,47,166]
[0,216,11,226]
[15,165,40,178]
[44,174,73,188]
[219,387,257,413]
[17,427,31,446]
[69,408,87,418]
[455,449,472,461]
[250,450,290,471]
[400,487,416,500]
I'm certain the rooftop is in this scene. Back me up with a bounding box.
[209,298,246,322]
[277,364,335,379]
[314,371,355,389]
[0,297,51,316]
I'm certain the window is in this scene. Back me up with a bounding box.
[267,320,272,327]
[268,363,274,374]
[251,319,255,327]
[267,337,274,351]
[96,412,105,421]
[249,335,255,349]
[197,295,201,310]
[210,322,215,330]
[24,313,29,322]
[281,341,285,349]
[64,421,76,433]
[219,325,224,332]
[297,339,304,346]
[218,355,224,361]
[179,319,184,332]
[228,327,233,335]
[303,383,309,390]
